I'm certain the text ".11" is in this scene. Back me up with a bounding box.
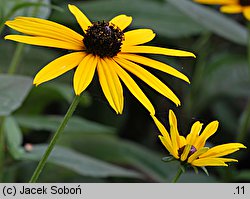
[234,186,245,195]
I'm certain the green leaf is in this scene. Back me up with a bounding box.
[58,134,179,182]
[233,170,250,181]
[0,75,32,116]
[51,0,205,38]
[192,53,250,113]
[201,166,209,176]
[3,116,24,159]
[43,83,92,106]
[178,172,218,182]
[20,144,142,178]
[15,115,115,134]
[167,0,248,45]
[192,166,199,174]
[3,0,52,19]
[162,156,175,162]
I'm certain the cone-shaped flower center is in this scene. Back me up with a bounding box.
[178,145,197,160]
[239,0,250,6]
[83,21,124,58]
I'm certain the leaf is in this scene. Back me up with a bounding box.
[43,82,92,106]
[0,75,32,116]
[3,0,52,19]
[162,156,175,162]
[15,115,115,134]
[233,170,250,181]
[19,144,142,178]
[204,54,250,97]
[58,134,179,182]
[167,0,248,45]
[178,171,218,182]
[51,0,205,38]
[193,53,250,113]
[3,116,24,159]
[200,166,209,176]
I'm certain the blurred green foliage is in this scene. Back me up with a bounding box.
[0,0,249,182]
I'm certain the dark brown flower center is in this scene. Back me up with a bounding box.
[178,145,197,160]
[83,21,124,58]
[239,0,250,6]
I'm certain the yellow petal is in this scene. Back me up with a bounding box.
[97,58,124,114]
[188,147,209,163]
[68,4,92,32]
[243,7,250,21]
[111,59,155,114]
[33,52,86,86]
[5,35,84,50]
[123,29,155,46]
[193,0,237,5]
[193,121,219,149]
[192,158,228,167]
[73,54,97,95]
[109,14,132,31]
[199,143,246,158]
[186,121,203,145]
[151,115,174,156]
[220,5,243,13]
[169,110,182,150]
[215,158,238,162]
[114,57,181,106]
[159,135,178,159]
[180,145,192,162]
[5,17,83,45]
[121,45,196,57]
[179,136,186,149]
[118,53,190,83]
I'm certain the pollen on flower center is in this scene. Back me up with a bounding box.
[178,145,197,160]
[239,0,250,6]
[83,21,124,58]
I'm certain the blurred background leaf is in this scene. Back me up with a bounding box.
[19,144,142,179]
[15,115,115,134]
[51,0,205,38]
[167,0,248,45]
[0,75,32,116]
[0,0,249,183]
[2,0,52,19]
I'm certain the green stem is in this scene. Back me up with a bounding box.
[8,43,25,74]
[171,167,184,183]
[0,21,4,35]
[236,22,250,142]
[0,117,5,182]
[186,32,211,116]
[237,102,250,142]
[248,22,250,72]
[29,95,81,183]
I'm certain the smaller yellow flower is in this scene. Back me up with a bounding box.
[152,110,246,168]
[194,0,250,20]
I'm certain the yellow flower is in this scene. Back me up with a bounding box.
[194,0,250,20]
[4,4,195,114]
[152,110,246,167]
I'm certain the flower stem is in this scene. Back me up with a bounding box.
[171,167,183,183]
[29,95,81,183]
[8,43,25,74]
[237,22,250,142]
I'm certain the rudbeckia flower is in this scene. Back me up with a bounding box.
[152,110,246,168]
[194,0,250,20]
[4,4,195,114]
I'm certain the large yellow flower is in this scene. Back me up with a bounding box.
[194,0,250,20]
[4,4,195,114]
[152,110,246,167]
